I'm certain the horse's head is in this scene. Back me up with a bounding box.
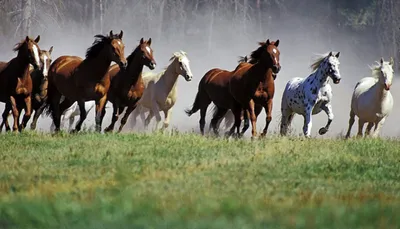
[324,51,341,84]
[109,30,127,69]
[171,51,193,81]
[39,46,53,79]
[14,35,42,70]
[250,39,281,74]
[138,38,156,70]
[378,57,394,90]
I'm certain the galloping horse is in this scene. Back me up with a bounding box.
[345,57,394,138]
[185,39,280,138]
[44,30,127,132]
[0,36,42,131]
[104,38,156,133]
[280,52,341,138]
[129,51,193,130]
[0,46,53,131]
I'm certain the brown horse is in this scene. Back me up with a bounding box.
[104,38,156,133]
[43,30,127,133]
[185,39,280,138]
[0,36,42,132]
[0,46,53,131]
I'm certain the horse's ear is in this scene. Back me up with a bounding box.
[390,57,394,65]
[274,40,279,47]
[148,38,152,46]
[266,39,270,45]
[380,57,384,64]
[140,38,144,44]
[25,36,30,42]
[329,51,333,56]
[119,30,123,39]
[49,46,53,54]
[34,35,40,43]
[335,52,340,58]
[110,30,114,36]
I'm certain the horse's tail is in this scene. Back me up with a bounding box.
[185,90,201,117]
[42,70,57,117]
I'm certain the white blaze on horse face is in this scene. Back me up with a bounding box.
[328,56,341,79]
[272,48,277,54]
[180,56,193,79]
[32,44,40,67]
[42,55,49,77]
[145,46,151,54]
[381,62,394,86]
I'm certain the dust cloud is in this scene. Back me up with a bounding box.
[1,5,399,138]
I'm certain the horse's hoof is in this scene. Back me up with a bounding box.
[104,127,113,133]
[318,127,328,135]
[251,135,258,141]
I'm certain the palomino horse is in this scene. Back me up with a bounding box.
[129,51,193,130]
[44,30,127,132]
[0,46,53,131]
[0,35,42,132]
[185,39,281,138]
[345,57,394,138]
[280,52,341,138]
[104,38,156,133]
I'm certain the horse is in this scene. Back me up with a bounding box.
[0,35,42,132]
[345,57,394,138]
[104,38,156,133]
[49,100,112,131]
[43,30,127,133]
[0,46,53,131]
[280,51,341,138]
[185,39,281,138]
[129,51,193,130]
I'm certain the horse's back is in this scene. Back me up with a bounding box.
[142,71,161,88]
[50,56,83,78]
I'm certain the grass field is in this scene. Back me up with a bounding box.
[0,131,399,229]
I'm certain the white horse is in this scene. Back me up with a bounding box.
[49,101,109,131]
[345,57,394,138]
[280,51,341,138]
[129,51,193,129]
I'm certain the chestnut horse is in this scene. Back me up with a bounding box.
[44,30,127,132]
[0,46,53,131]
[213,54,279,137]
[104,38,156,133]
[0,36,42,132]
[186,39,280,138]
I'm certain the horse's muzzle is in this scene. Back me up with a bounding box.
[185,75,193,82]
[149,62,156,70]
[385,83,391,90]
[333,78,341,84]
[119,61,127,70]
[272,65,281,74]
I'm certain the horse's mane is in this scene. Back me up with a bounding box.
[164,51,188,70]
[245,41,268,64]
[13,39,27,52]
[369,61,386,79]
[85,33,120,59]
[238,55,248,63]
[310,53,330,72]
[126,45,142,64]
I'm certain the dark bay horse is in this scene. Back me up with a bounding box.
[104,38,156,133]
[44,30,127,132]
[0,36,42,131]
[0,47,53,131]
[185,39,280,138]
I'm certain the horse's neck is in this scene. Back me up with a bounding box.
[12,54,31,79]
[308,68,328,88]
[159,61,179,95]
[373,79,390,100]
[125,56,144,87]
[83,53,112,80]
[245,62,270,88]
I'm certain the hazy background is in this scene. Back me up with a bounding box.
[1,0,400,137]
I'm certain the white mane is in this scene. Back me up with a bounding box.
[310,52,330,72]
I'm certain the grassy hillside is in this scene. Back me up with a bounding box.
[0,131,399,229]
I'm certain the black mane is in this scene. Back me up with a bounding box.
[85,34,120,59]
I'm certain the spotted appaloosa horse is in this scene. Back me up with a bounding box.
[280,52,341,138]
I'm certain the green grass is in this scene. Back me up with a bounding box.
[0,131,399,229]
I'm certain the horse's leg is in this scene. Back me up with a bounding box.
[318,103,334,135]
[246,99,258,139]
[357,119,366,137]
[302,108,313,138]
[9,96,20,132]
[372,118,386,138]
[280,105,294,136]
[148,102,162,130]
[129,106,139,129]
[118,105,137,133]
[365,122,374,136]
[69,116,75,131]
[227,106,243,138]
[72,100,87,133]
[20,96,32,131]
[162,108,172,130]
[259,102,271,137]
[30,104,46,130]
[104,103,120,133]
[345,109,355,139]
[144,110,154,130]
[210,106,228,136]
[1,103,12,132]
[240,109,251,135]
[95,96,107,132]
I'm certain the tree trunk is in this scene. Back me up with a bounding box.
[21,0,32,36]
[208,9,214,55]
[158,0,166,41]
[92,0,96,33]
[100,0,103,34]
